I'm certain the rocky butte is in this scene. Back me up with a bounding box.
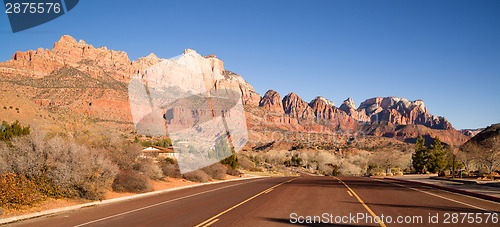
[0,35,469,145]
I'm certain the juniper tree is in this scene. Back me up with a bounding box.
[412,135,427,173]
[427,136,448,174]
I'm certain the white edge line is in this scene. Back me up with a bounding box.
[382,178,500,205]
[373,178,496,213]
[0,176,268,225]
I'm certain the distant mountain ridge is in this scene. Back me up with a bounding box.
[258,90,466,145]
[459,128,484,137]
[0,35,469,146]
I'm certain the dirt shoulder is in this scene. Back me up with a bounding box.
[1,174,254,219]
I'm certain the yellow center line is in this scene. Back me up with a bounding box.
[334,176,387,227]
[202,219,218,227]
[195,177,298,227]
[264,188,274,193]
[347,191,353,197]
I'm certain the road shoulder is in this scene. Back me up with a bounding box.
[1,175,268,225]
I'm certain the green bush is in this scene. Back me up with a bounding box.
[0,120,30,141]
[221,153,238,169]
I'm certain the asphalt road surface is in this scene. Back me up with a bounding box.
[9,174,500,227]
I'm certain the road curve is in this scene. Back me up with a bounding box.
[9,175,500,227]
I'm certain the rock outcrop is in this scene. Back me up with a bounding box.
[2,35,146,81]
[309,96,340,120]
[309,96,357,130]
[259,90,284,113]
[356,97,453,130]
[282,92,315,119]
[339,98,370,122]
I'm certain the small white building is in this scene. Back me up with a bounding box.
[141,146,178,159]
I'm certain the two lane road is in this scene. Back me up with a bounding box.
[11,175,500,226]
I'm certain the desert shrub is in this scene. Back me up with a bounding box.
[339,162,364,176]
[318,164,334,176]
[183,170,211,183]
[161,157,177,165]
[277,166,293,176]
[265,150,289,165]
[1,133,45,177]
[202,163,227,180]
[42,137,118,200]
[112,170,153,193]
[226,168,241,176]
[237,155,256,171]
[136,158,163,180]
[299,152,318,170]
[0,134,118,201]
[367,166,384,176]
[161,163,181,178]
[159,158,181,178]
[106,141,143,170]
[315,151,337,169]
[0,173,41,209]
[30,175,68,199]
[479,167,489,175]
[0,144,7,174]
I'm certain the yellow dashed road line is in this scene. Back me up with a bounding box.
[334,176,387,227]
[195,177,298,227]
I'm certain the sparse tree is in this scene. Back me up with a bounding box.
[476,138,500,173]
[370,150,406,174]
[459,142,480,172]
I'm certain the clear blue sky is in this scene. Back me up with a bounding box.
[1,0,499,129]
